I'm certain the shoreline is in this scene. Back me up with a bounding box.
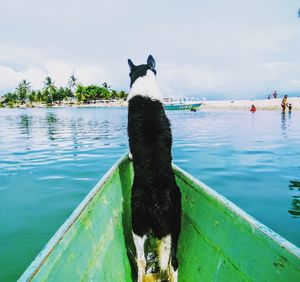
[0,100,128,109]
[202,97,300,111]
[1,97,300,110]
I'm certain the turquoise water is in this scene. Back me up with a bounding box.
[0,107,299,280]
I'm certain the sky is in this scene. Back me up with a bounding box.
[0,0,299,100]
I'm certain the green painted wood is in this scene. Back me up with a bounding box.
[18,154,135,282]
[174,166,300,281]
[18,154,300,281]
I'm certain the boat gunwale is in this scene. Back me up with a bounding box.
[172,163,300,258]
[19,154,300,281]
[18,153,129,281]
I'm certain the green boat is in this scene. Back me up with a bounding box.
[19,154,300,281]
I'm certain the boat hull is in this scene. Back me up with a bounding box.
[19,154,300,281]
[164,103,202,110]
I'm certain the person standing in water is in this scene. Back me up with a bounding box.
[250,104,256,112]
[281,95,288,112]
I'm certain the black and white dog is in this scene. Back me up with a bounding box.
[127,55,181,282]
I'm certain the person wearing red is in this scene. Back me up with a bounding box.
[250,104,256,112]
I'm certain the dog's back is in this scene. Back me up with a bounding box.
[127,55,181,282]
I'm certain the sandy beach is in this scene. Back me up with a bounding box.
[202,97,300,110]
[71,96,300,111]
[6,100,128,109]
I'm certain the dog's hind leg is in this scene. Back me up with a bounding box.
[169,225,180,282]
[158,234,172,280]
[169,244,178,282]
[133,232,147,282]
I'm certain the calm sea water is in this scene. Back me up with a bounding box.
[0,107,299,281]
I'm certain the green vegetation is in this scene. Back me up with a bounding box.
[0,75,128,108]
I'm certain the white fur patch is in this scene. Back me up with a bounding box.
[158,234,172,271]
[133,232,147,282]
[171,269,178,282]
[127,70,163,102]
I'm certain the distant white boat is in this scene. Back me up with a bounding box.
[163,98,202,110]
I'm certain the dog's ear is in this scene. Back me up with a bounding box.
[147,55,156,70]
[128,59,135,70]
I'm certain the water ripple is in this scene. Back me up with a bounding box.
[1,108,300,281]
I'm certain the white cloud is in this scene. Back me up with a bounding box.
[158,65,223,96]
[43,62,74,87]
[75,66,111,86]
[0,0,300,98]
[0,61,113,93]
[0,65,46,91]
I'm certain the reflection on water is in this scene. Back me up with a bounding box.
[289,180,300,191]
[281,112,287,137]
[0,108,129,281]
[46,112,59,141]
[289,196,300,218]
[19,114,32,137]
[280,111,292,138]
[0,108,300,281]
[18,115,32,151]
[289,180,300,218]
[280,113,299,218]
[169,109,300,245]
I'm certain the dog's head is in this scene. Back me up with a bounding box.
[128,55,156,88]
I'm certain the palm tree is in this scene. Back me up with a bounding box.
[101,87,110,100]
[75,84,86,103]
[54,87,67,103]
[44,76,56,89]
[3,75,128,107]
[110,90,117,99]
[4,92,18,107]
[68,74,78,88]
[28,90,37,104]
[43,76,57,104]
[16,79,31,104]
[36,90,43,103]
[68,74,78,99]
[63,87,73,100]
[102,82,111,90]
[118,90,127,99]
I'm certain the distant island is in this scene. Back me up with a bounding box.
[0,75,128,108]
[1,76,299,111]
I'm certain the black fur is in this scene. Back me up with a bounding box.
[127,56,181,271]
